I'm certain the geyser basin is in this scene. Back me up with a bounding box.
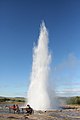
[27,22,57,110]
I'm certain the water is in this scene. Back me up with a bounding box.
[27,22,57,110]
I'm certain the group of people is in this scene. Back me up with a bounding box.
[6,104,33,114]
[12,104,20,113]
[6,104,20,114]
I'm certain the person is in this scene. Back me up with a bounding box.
[13,104,16,114]
[27,104,30,108]
[16,104,20,114]
[26,104,33,114]
[13,104,16,109]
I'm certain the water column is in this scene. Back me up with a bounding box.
[27,22,55,110]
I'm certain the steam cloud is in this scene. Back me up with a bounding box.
[27,22,57,110]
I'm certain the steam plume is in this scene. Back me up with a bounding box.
[27,22,57,110]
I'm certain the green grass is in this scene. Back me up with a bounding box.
[0,96,25,103]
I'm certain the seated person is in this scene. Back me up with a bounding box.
[26,104,33,114]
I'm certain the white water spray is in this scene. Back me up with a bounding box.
[27,22,57,110]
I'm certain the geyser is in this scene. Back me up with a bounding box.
[27,22,57,110]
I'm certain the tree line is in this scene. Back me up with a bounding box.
[0,97,25,102]
[66,96,80,105]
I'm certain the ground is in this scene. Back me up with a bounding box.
[0,101,80,120]
[0,109,80,120]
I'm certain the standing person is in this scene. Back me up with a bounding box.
[16,104,20,114]
[13,104,16,114]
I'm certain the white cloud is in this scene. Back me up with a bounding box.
[53,53,80,96]
[55,53,80,73]
[55,87,80,97]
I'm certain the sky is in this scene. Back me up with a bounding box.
[0,0,80,97]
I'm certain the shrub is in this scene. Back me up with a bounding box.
[67,96,80,105]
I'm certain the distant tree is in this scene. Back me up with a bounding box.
[67,96,80,105]
[0,98,10,102]
[75,96,80,104]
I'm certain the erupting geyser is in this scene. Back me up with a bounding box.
[27,21,57,110]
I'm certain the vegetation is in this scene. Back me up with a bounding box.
[0,96,25,103]
[66,96,80,105]
[1,96,80,105]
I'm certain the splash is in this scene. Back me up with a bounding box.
[27,22,57,110]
